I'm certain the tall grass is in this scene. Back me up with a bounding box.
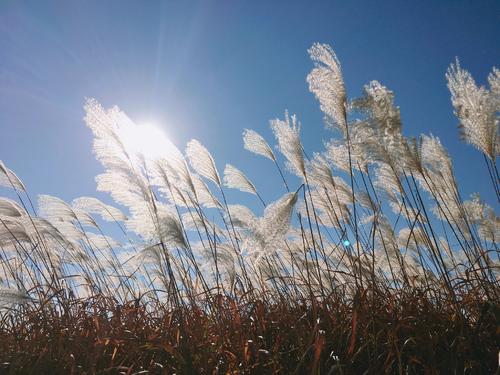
[0,43,498,374]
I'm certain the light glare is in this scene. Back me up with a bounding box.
[119,122,173,160]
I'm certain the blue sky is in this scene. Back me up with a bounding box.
[1,0,499,211]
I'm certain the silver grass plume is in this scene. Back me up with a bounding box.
[446,60,499,159]
[374,164,403,201]
[191,174,222,209]
[488,67,500,104]
[193,241,236,271]
[223,164,258,195]
[124,201,175,241]
[306,154,335,189]
[243,129,276,161]
[0,198,26,218]
[397,227,428,256]
[160,213,188,249]
[152,159,195,209]
[166,185,195,208]
[462,193,485,222]
[463,194,499,244]
[0,287,32,308]
[420,135,457,200]
[271,112,305,178]
[84,99,132,166]
[20,216,73,249]
[95,170,156,238]
[324,137,369,173]
[243,192,298,259]
[84,99,161,240]
[350,81,408,169]
[307,43,347,134]
[0,161,26,191]
[72,197,127,222]
[418,135,476,238]
[181,212,224,238]
[396,228,426,277]
[86,232,120,250]
[151,143,193,193]
[478,209,500,244]
[0,218,31,247]
[297,189,346,228]
[374,215,405,277]
[307,153,365,209]
[186,139,221,186]
[226,204,256,229]
[211,243,237,282]
[38,195,97,229]
[353,81,402,144]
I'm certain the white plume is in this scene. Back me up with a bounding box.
[0,161,26,191]
[39,195,97,228]
[271,112,305,178]
[160,212,187,249]
[243,129,276,161]
[446,60,499,159]
[223,164,258,195]
[72,197,127,222]
[186,139,221,186]
[243,192,298,257]
[0,198,26,218]
[227,204,257,229]
[307,43,347,133]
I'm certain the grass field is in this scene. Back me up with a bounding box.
[0,43,498,374]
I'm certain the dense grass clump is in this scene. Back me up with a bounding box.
[0,43,498,373]
[1,287,498,373]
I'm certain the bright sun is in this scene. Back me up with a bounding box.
[119,122,174,160]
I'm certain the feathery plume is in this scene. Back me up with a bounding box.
[86,232,120,250]
[420,135,455,187]
[307,43,347,133]
[39,195,97,228]
[226,204,256,229]
[271,112,305,178]
[307,154,333,187]
[478,210,500,244]
[0,161,26,191]
[223,164,258,195]
[350,81,409,170]
[181,212,224,238]
[72,197,127,222]
[488,67,500,103]
[353,81,402,143]
[0,217,31,247]
[160,213,187,249]
[0,287,32,308]
[0,198,26,218]
[84,98,162,242]
[186,140,221,186]
[243,192,298,257]
[191,174,222,209]
[446,60,499,159]
[243,129,276,161]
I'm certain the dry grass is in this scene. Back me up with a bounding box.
[1,287,498,374]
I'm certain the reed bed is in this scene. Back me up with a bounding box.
[0,43,498,374]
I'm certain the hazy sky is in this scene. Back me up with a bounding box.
[1,0,499,211]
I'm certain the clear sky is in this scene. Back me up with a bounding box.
[1,0,499,212]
